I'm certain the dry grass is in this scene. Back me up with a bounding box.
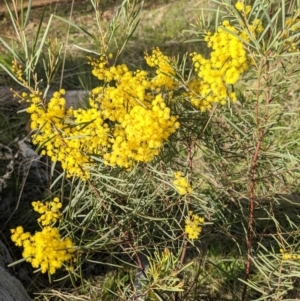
[0,0,212,69]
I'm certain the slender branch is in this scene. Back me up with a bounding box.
[241,56,272,301]
[242,2,273,295]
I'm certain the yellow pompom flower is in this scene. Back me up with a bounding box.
[189,20,249,111]
[235,1,251,15]
[11,197,75,274]
[21,226,75,274]
[145,47,178,91]
[32,197,63,226]
[280,249,300,261]
[173,172,193,195]
[235,1,244,11]
[185,211,204,240]
[11,226,26,247]
[27,89,109,180]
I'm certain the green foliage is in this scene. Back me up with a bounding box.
[2,0,300,301]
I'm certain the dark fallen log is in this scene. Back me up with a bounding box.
[0,241,31,301]
[0,267,31,301]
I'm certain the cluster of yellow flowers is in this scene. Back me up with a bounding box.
[24,89,109,180]
[11,198,75,275]
[235,2,264,39]
[23,49,180,179]
[11,59,24,83]
[145,47,178,91]
[16,15,255,179]
[103,94,179,167]
[285,14,300,32]
[187,3,266,113]
[248,19,264,38]
[235,1,251,16]
[280,249,300,261]
[185,211,204,240]
[32,197,62,226]
[173,172,193,195]
[282,12,300,52]
[235,1,299,53]
[89,50,180,169]
[188,20,249,111]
